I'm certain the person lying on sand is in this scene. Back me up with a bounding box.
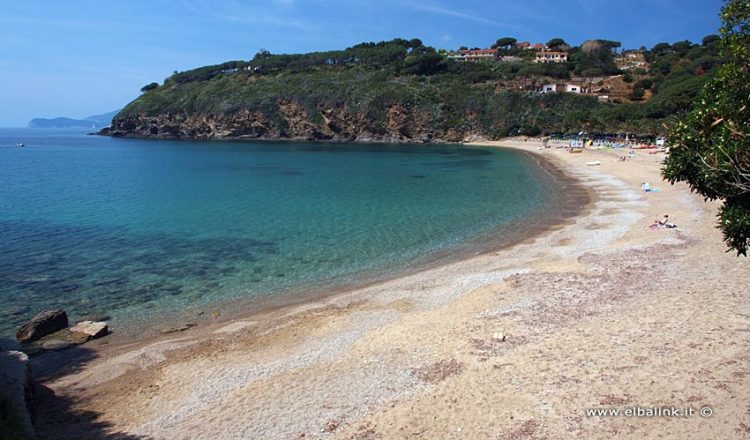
[648,214,677,230]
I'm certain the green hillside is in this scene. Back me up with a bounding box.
[113,36,724,140]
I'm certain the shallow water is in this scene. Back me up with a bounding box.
[0,129,559,336]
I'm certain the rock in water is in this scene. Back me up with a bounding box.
[70,321,108,340]
[16,309,68,343]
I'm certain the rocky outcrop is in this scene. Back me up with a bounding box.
[16,310,68,343]
[102,102,478,143]
[0,350,35,439]
[14,312,111,353]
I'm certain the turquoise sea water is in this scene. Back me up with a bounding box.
[0,128,559,337]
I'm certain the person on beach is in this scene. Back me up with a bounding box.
[649,214,676,230]
[660,214,676,228]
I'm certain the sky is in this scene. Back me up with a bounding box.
[0,0,723,127]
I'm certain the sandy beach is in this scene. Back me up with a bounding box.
[32,139,749,440]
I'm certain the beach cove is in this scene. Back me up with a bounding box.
[0,133,569,340]
[29,139,750,439]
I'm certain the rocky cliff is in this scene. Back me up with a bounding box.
[103,101,483,143]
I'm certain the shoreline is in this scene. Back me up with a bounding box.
[31,139,749,440]
[21,142,590,348]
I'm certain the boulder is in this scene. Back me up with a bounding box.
[69,321,108,340]
[0,350,36,439]
[16,309,68,343]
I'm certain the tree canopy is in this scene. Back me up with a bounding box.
[140,82,159,93]
[663,0,750,255]
[702,34,721,45]
[569,40,622,76]
[546,38,567,49]
[493,37,517,49]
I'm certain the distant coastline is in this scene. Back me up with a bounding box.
[28,109,119,129]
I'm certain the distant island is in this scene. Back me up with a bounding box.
[102,35,721,142]
[29,110,120,129]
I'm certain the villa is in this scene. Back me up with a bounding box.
[535,51,568,63]
[448,48,498,62]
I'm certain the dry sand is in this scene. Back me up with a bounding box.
[33,139,749,440]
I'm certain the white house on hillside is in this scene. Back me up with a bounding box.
[448,49,498,62]
[535,51,568,63]
[540,84,557,93]
[539,83,588,94]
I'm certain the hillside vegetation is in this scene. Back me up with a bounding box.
[112,36,724,141]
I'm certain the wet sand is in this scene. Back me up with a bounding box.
[32,139,750,440]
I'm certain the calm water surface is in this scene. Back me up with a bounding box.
[0,128,559,337]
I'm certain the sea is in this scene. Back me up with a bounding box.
[0,128,563,338]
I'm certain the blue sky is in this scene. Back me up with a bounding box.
[0,0,723,127]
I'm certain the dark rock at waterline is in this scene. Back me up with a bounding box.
[16,309,68,343]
